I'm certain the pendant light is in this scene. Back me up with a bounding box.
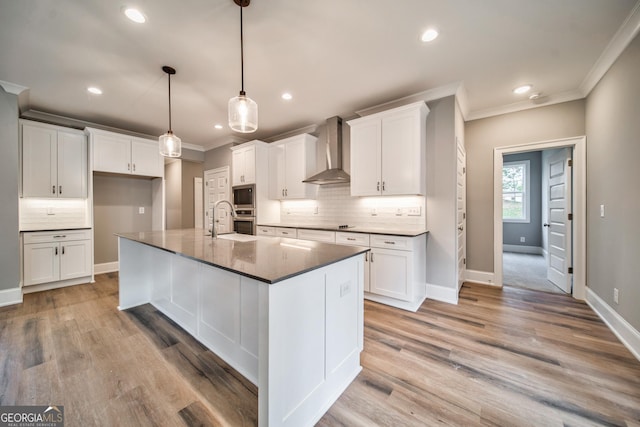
[159,65,182,157]
[228,0,258,133]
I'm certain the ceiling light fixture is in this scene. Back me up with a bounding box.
[421,28,439,42]
[124,8,146,23]
[228,0,258,133]
[159,66,181,158]
[281,92,292,100]
[87,87,102,95]
[214,124,223,129]
[513,84,532,95]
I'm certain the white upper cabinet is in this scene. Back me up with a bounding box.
[268,134,317,199]
[231,143,256,186]
[88,128,164,178]
[348,101,428,196]
[21,121,87,198]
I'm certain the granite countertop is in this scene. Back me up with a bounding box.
[257,223,428,237]
[117,229,368,284]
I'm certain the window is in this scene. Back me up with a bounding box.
[502,160,530,222]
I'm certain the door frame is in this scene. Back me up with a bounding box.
[493,136,586,299]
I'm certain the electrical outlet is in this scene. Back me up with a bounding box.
[396,208,403,216]
[138,207,145,214]
[613,288,619,304]
[407,206,421,216]
[520,236,526,243]
[340,281,351,297]
[313,206,319,214]
[371,208,377,216]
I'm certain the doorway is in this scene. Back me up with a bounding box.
[204,167,231,235]
[493,136,586,300]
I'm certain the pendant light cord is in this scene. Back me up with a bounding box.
[240,5,245,94]
[167,73,172,131]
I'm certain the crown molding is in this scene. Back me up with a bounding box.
[580,0,640,96]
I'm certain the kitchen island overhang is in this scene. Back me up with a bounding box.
[117,230,367,427]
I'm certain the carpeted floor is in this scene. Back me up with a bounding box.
[503,252,566,294]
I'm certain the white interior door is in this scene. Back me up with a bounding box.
[456,138,467,290]
[194,177,203,229]
[546,148,572,293]
[204,167,231,235]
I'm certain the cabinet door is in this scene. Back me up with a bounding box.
[268,144,286,199]
[23,242,60,286]
[381,110,422,195]
[284,139,309,199]
[59,239,92,280]
[57,131,87,198]
[131,139,163,177]
[93,133,131,174]
[243,145,256,184]
[22,125,57,197]
[369,248,412,301]
[232,149,246,186]
[363,251,371,292]
[350,120,382,196]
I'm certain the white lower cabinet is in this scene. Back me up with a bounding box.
[336,232,370,292]
[275,227,297,238]
[256,226,276,236]
[296,229,336,243]
[23,229,92,287]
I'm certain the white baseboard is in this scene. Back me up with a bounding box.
[425,283,459,305]
[0,286,23,307]
[94,261,119,274]
[464,270,497,286]
[22,276,92,294]
[503,244,543,255]
[364,293,426,312]
[586,287,640,362]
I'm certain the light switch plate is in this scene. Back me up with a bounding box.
[600,204,605,218]
[138,207,145,214]
[407,206,421,216]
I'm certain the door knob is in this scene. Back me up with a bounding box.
[543,223,550,227]
[458,226,464,231]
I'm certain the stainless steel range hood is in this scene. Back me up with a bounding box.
[303,116,350,185]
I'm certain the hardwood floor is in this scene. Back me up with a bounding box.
[1,275,639,426]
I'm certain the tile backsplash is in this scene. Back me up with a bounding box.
[20,198,92,231]
[280,184,425,229]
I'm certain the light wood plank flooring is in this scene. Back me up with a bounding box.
[1,274,639,426]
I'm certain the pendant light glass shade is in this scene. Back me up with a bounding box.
[159,130,182,157]
[159,65,181,158]
[229,1,257,133]
[228,92,258,133]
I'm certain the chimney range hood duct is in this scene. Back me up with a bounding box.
[303,116,350,185]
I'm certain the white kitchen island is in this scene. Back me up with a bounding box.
[117,229,367,427]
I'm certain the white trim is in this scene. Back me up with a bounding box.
[364,293,426,312]
[425,283,459,305]
[493,136,586,300]
[464,270,497,287]
[94,261,119,274]
[586,287,640,362]
[580,1,640,96]
[503,245,544,255]
[0,287,23,307]
[22,276,92,294]
[0,80,28,95]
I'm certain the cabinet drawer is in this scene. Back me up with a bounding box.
[297,229,336,243]
[370,234,412,250]
[23,229,91,244]
[256,226,276,236]
[335,232,370,247]
[275,227,297,238]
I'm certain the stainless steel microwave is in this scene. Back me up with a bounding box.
[233,184,255,209]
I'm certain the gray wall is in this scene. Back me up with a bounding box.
[465,100,585,272]
[0,87,20,291]
[93,174,153,264]
[181,160,203,228]
[165,160,182,229]
[503,151,542,247]
[204,143,233,171]
[585,33,640,331]
[181,147,205,163]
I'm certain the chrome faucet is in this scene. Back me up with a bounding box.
[210,199,237,238]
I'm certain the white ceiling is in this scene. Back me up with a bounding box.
[1,0,639,150]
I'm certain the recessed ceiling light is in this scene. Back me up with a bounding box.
[214,124,223,130]
[87,87,103,95]
[421,28,439,42]
[513,84,532,95]
[124,8,146,24]
[281,92,292,100]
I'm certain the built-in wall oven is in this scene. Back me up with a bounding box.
[232,184,256,235]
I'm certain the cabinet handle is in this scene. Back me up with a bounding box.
[133,163,136,172]
[382,181,386,191]
[62,246,65,255]
[59,185,62,194]
[365,252,368,262]
[282,232,289,235]
[370,253,374,262]
[285,189,288,196]
[282,189,285,197]
[52,185,56,194]
[128,163,131,171]
[53,235,66,238]
[347,237,356,241]
[384,241,396,245]
[55,247,58,256]
[376,181,380,191]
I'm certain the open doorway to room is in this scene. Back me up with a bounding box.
[493,136,586,300]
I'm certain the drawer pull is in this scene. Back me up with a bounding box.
[53,235,67,238]
[347,237,356,241]
[384,241,396,245]
[55,247,58,256]
[62,246,65,255]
